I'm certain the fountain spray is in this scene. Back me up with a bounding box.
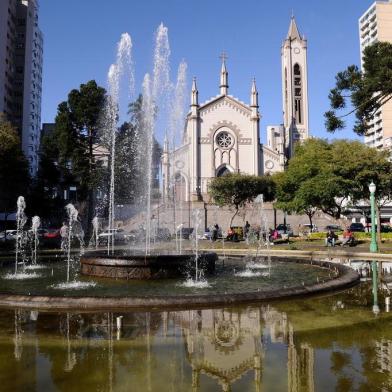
[105,32,134,255]
[65,204,79,282]
[15,196,27,274]
[176,223,184,255]
[192,209,202,281]
[31,216,40,265]
[140,24,172,256]
[90,216,99,249]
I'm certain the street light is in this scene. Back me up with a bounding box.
[369,181,379,314]
[369,182,378,253]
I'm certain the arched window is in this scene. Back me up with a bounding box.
[293,64,303,124]
[216,165,231,177]
[174,172,186,201]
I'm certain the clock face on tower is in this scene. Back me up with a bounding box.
[294,47,300,54]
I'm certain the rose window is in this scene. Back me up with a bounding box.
[216,132,233,148]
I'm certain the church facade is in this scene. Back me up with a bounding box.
[162,17,309,202]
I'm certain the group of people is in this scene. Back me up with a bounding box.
[224,221,282,243]
[325,228,355,247]
[227,221,251,242]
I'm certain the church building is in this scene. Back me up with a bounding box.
[162,17,309,202]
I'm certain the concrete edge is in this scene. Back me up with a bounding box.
[202,248,392,261]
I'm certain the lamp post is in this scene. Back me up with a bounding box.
[369,181,379,314]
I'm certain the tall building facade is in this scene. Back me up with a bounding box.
[281,16,310,157]
[359,0,392,149]
[0,0,43,176]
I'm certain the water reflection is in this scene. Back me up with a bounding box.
[177,308,263,391]
[2,287,392,391]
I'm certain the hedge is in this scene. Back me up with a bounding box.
[308,232,392,241]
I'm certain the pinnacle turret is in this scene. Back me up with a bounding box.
[191,77,199,106]
[219,52,229,95]
[250,78,258,107]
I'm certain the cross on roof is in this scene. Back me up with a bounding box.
[219,51,228,63]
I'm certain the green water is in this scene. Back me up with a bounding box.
[0,283,390,391]
[0,258,333,297]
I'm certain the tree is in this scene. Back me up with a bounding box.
[0,114,29,213]
[275,138,392,245]
[115,95,162,204]
[27,131,63,223]
[331,139,392,243]
[325,41,392,135]
[209,174,276,226]
[274,171,319,228]
[53,80,106,227]
[274,139,351,221]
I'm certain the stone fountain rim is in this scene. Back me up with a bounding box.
[0,257,360,310]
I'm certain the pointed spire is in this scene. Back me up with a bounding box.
[219,51,228,95]
[191,77,198,106]
[287,15,301,41]
[250,78,258,107]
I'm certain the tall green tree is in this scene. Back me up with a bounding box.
[209,174,276,226]
[28,131,63,223]
[53,80,106,226]
[325,41,392,135]
[0,114,29,213]
[274,139,350,220]
[275,138,392,244]
[115,95,162,204]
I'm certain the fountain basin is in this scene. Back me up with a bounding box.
[0,257,360,310]
[80,252,217,279]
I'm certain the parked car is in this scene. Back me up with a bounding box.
[276,224,293,237]
[176,227,193,239]
[324,224,343,232]
[381,225,392,233]
[301,224,318,233]
[156,228,171,241]
[42,228,61,248]
[349,222,365,232]
[364,224,392,233]
[201,226,223,240]
[98,228,128,245]
[0,230,17,242]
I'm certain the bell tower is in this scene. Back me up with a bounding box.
[281,15,309,157]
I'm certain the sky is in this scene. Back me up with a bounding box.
[39,0,373,144]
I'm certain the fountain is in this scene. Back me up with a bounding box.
[89,216,100,249]
[105,33,134,256]
[15,196,27,273]
[31,215,40,265]
[0,25,360,311]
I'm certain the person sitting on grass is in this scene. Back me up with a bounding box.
[325,230,337,247]
[226,227,234,241]
[341,228,355,246]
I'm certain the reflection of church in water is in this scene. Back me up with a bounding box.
[175,306,315,392]
[162,17,309,202]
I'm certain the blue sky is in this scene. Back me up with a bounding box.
[39,0,372,143]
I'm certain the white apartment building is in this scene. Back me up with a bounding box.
[359,0,392,149]
[0,0,43,176]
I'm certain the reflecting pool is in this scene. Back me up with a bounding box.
[0,282,391,391]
